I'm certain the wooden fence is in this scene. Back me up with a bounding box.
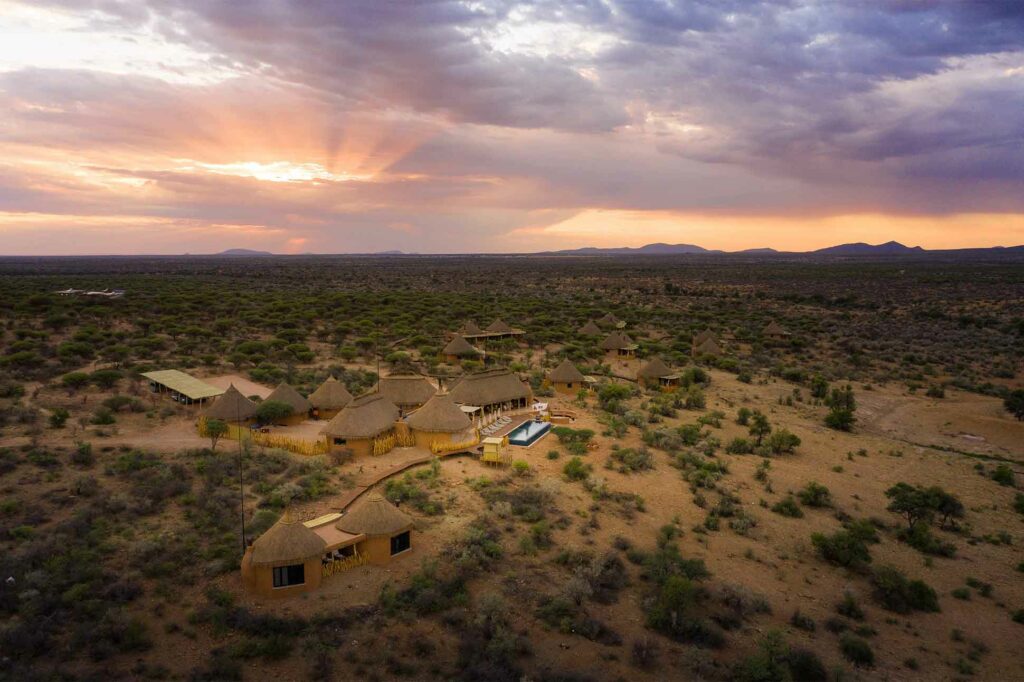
[197,416,329,457]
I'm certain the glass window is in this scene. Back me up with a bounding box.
[272,563,305,588]
[390,531,411,555]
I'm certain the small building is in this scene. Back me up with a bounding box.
[336,493,414,565]
[600,330,637,358]
[547,358,586,395]
[202,384,258,423]
[484,318,525,340]
[694,336,723,358]
[597,312,624,328]
[763,320,788,339]
[457,320,485,337]
[376,375,437,416]
[322,392,401,458]
[142,369,224,407]
[481,435,511,466]
[449,368,533,423]
[264,382,312,425]
[578,320,602,337]
[637,357,680,390]
[241,509,327,599]
[308,376,353,420]
[406,391,476,451]
[442,334,481,363]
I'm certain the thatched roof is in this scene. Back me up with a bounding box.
[321,392,400,439]
[598,312,620,326]
[600,330,635,350]
[695,337,723,356]
[250,509,326,567]
[638,356,673,379]
[203,384,257,421]
[265,383,311,414]
[486,318,513,334]
[443,334,479,357]
[377,375,437,407]
[548,358,585,383]
[763,320,787,336]
[692,329,715,346]
[578,320,602,336]
[407,392,472,433]
[457,320,484,336]
[449,368,531,407]
[337,493,413,536]
[309,376,353,411]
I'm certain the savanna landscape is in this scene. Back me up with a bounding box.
[1,253,1022,681]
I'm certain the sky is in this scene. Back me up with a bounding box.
[1,0,1022,255]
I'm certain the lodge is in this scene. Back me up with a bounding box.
[448,368,534,426]
[375,375,437,415]
[263,382,312,425]
[321,392,401,458]
[441,334,481,363]
[637,356,680,390]
[450,318,526,343]
[546,358,587,395]
[406,391,476,452]
[600,330,637,358]
[308,376,353,420]
[202,384,258,424]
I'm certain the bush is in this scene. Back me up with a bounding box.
[797,482,832,508]
[71,441,95,467]
[836,592,864,620]
[870,566,940,614]
[839,634,874,667]
[771,496,803,518]
[766,429,801,454]
[992,464,1015,487]
[255,400,294,425]
[898,523,956,557]
[563,457,591,481]
[811,528,872,569]
[726,437,753,454]
[49,408,70,428]
[790,610,815,631]
[608,446,654,472]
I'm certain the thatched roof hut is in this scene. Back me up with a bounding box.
[337,493,413,537]
[203,384,258,422]
[457,320,484,336]
[265,383,311,414]
[250,509,326,567]
[763,320,787,336]
[449,368,531,407]
[548,358,586,384]
[638,356,673,379]
[376,375,436,408]
[598,312,620,326]
[308,376,353,411]
[578,320,602,336]
[322,393,400,439]
[407,392,472,433]
[692,329,715,346]
[600,330,635,351]
[695,337,723,356]
[443,334,479,357]
[486,318,513,334]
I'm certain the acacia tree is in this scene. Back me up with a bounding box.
[884,483,935,530]
[255,400,294,426]
[206,418,228,450]
[749,410,772,446]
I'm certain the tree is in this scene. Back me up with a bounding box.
[825,407,856,431]
[927,487,964,529]
[810,374,829,400]
[767,428,801,454]
[255,400,294,425]
[885,483,934,530]
[749,410,771,446]
[90,369,123,390]
[1005,389,1024,421]
[62,372,91,393]
[206,418,228,450]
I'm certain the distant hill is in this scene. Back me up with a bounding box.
[552,242,720,255]
[812,241,925,256]
[217,248,273,256]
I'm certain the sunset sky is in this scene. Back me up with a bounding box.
[1,0,1022,255]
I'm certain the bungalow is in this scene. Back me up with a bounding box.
[600,330,637,358]
[578,320,602,337]
[441,334,481,363]
[263,382,312,425]
[308,376,353,420]
[376,375,437,416]
[547,358,586,395]
[322,392,401,458]
[637,356,680,390]
[202,384,257,424]
[406,391,476,452]
[449,368,533,424]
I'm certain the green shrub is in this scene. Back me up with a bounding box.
[836,592,865,620]
[563,457,591,481]
[839,634,874,667]
[797,482,831,508]
[811,528,872,569]
[771,496,803,518]
[992,464,1015,487]
[870,566,940,614]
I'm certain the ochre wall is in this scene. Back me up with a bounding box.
[552,381,580,395]
[411,429,451,450]
[358,532,412,565]
[241,549,322,599]
[330,437,372,458]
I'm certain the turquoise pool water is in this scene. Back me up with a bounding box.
[508,419,551,446]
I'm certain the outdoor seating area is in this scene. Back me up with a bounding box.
[479,415,513,437]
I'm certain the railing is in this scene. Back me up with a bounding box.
[431,433,480,455]
[322,552,367,577]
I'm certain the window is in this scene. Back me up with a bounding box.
[272,564,305,588]
[567,382,573,389]
[390,531,411,555]
[333,437,346,445]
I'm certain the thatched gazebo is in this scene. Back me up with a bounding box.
[637,356,679,390]
[241,509,327,598]
[308,376,353,420]
[202,384,257,424]
[264,382,312,425]
[376,375,437,414]
[336,493,414,564]
[547,358,586,394]
[442,334,480,363]
[322,392,401,457]
[406,391,475,450]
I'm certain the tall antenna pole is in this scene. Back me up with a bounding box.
[237,393,246,553]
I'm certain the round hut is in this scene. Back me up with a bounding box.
[442,334,480,363]
[264,382,312,425]
[637,356,678,390]
[308,376,353,420]
[241,509,326,598]
[202,384,257,424]
[456,320,485,337]
[694,336,723,357]
[406,391,475,451]
[763,320,788,338]
[600,330,637,358]
[547,358,586,395]
[337,493,414,564]
[321,392,401,458]
[376,375,437,416]
[578,320,602,337]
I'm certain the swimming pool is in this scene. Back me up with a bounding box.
[507,419,551,447]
